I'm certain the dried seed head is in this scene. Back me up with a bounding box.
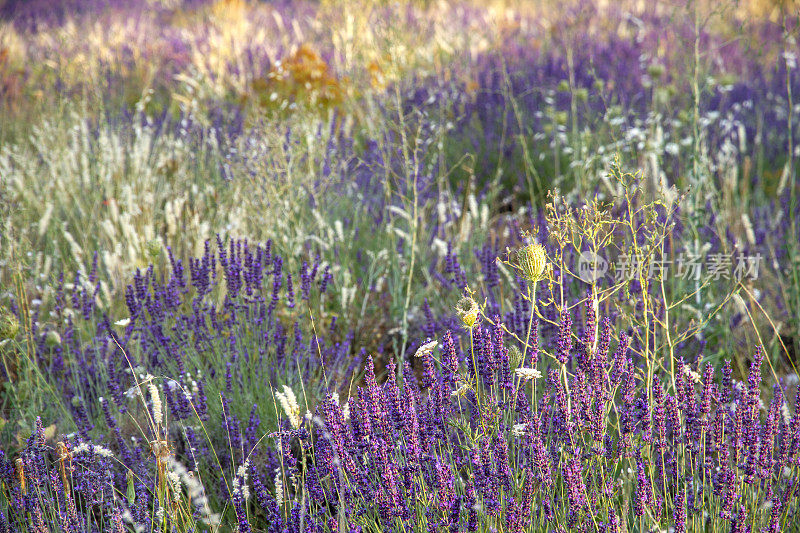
[517,242,548,282]
[56,442,69,460]
[455,297,479,329]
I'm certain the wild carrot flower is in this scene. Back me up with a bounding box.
[516,241,548,282]
[414,340,438,358]
[515,367,542,380]
[511,423,528,437]
[455,297,479,329]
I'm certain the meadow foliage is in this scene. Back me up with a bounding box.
[0,0,799,531]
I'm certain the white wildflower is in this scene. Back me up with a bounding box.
[414,340,438,358]
[741,213,756,246]
[515,367,542,380]
[682,364,702,383]
[511,423,528,437]
[451,383,470,397]
[167,471,182,503]
[781,402,792,424]
[45,330,61,347]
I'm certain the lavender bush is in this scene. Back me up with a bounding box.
[2,265,798,531]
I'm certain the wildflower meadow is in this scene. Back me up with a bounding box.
[1,0,799,531]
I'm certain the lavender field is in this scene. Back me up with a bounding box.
[0,0,799,531]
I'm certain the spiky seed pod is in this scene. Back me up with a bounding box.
[517,242,548,282]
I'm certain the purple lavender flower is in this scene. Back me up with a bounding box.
[720,466,737,520]
[300,261,311,301]
[730,505,748,533]
[581,294,596,370]
[674,477,687,533]
[435,458,455,512]
[532,436,553,487]
[562,455,587,518]
[442,330,460,382]
[721,360,733,404]
[286,272,295,308]
[607,508,621,533]
[609,332,629,385]
[556,307,573,365]
[634,452,653,516]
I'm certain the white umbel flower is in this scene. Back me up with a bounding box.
[515,367,542,380]
[511,423,529,437]
[414,340,438,358]
[682,364,701,383]
[451,383,470,397]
